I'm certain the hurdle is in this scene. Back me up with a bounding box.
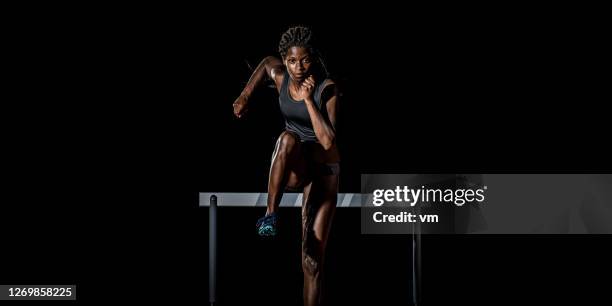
[201,192,421,305]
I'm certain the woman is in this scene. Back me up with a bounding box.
[232,26,340,306]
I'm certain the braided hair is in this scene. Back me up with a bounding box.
[278,26,329,78]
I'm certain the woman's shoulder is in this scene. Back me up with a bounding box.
[319,77,335,87]
[317,77,338,101]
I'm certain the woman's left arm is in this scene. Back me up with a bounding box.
[302,77,338,150]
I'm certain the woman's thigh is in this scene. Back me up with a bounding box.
[271,130,309,190]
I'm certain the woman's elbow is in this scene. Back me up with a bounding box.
[263,56,274,64]
[322,135,335,150]
[263,56,281,66]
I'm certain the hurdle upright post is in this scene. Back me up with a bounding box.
[209,195,217,306]
[412,221,421,305]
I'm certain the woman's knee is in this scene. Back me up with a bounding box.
[301,228,325,277]
[302,251,322,277]
[277,131,300,155]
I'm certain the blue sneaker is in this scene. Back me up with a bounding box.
[256,212,278,236]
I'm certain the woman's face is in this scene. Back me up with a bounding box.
[284,46,312,83]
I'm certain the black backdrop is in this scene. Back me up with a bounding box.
[2,5,610,305]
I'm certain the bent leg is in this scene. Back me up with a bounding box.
[266,130,306,215]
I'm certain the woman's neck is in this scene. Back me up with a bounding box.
[289,78,305,93]
[289,77,304,87]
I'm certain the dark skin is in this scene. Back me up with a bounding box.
[233,46,339,306]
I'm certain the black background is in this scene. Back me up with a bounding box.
[2,4,611,305]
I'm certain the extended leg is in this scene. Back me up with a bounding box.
[301,174,338,306]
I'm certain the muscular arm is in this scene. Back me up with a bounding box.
[241,56,284,98]
[233,56,284,118]
[304,82,338,150]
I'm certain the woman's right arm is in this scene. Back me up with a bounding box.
[233,56,283,118]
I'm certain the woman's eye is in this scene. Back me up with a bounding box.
[303,59,311,64]
[289,59,296,64]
